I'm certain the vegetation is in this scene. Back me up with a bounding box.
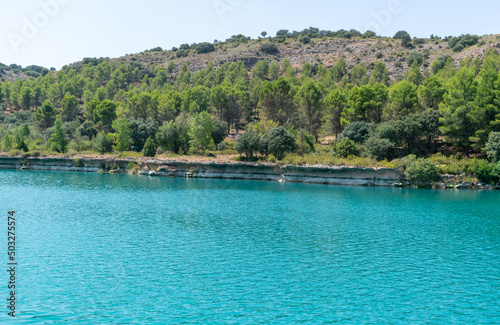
[0,28,499,185]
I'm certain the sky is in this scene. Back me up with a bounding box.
[0,0,499,69]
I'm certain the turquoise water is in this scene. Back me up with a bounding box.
[0,170,499,324]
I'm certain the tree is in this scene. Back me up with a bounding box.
[407,60,423,86]
[418,76,446,110]
[93,131,113,154]
[34,100,57,129]
[211,117,228,145]
[129,119,158,152]
[259,77,295,126]
[19,87,32,110]
[298,80,323,141]
[49,119,68,153]
[394,31,411,48]
[236,130,261,159]
[341,121,371,144]
[60,93,79,122]
[486,132,500,163]
[261,31,268,38]
[93,100,117,132]
[346,83,388,123]
[112,118,133,152]
[143,137,157,157]
[370,62,390,85]
[386,81,419,119]
[262,126,296,160]
[16,137,29,152]
[439,68,477,155]
[252,60,269,80]
[156,120,185,154]
[325,89,347,137]
[364,137,395,161]
[166,60,176,78]
[189,111,215,155]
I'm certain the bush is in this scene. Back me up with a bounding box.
[211,118,228,145]
[474,160,494,184]
[407,52,423,66]
[332,138,359,158]
[260,43,279,54]
[262,126,296,160]
[364,137,395,161]
[486,132,500,163]
[405,158,442,185]
[194,42,215,54]
[297,130,315,155]
[143,137,157,157]
[93,131,113,154]
[341,122,371,144]
[299,36,311,44]
[236,130,261,159]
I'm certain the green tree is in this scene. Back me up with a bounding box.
[156,121,182,154]
[93,131,113,154]
[486,132,500,163]
[49,119,68,153]
[386,81,419,119]
[93,100,117,132]
[236,130,261,159]
[346,83,388,123]
[34,100,57,129]
[298,80,323,141]
[394,31,411,48]
[325,89,347,137]
[189,111,215,155]
[407,60,423,86]
[364,137,395,161]
[60,93,79,122]
[262,126,297,160]
[341,121,372,144]
[259,77,295,126]
[143,137,157,157]
[418,76,446,109]
[211,117,228,145]
[112,118,133,152]
[439,68,478,155]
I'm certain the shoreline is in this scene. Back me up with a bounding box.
[0,155,497,190]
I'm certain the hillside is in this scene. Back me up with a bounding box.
[65,33,499,80]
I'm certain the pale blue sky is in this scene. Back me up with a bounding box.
[1,0,499,69]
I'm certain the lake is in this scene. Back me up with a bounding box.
[0,170,499,324]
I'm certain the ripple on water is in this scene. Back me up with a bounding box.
[0,170,499,324]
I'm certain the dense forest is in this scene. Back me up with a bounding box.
[1,28,500,185]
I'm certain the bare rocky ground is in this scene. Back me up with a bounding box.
[73,35,500,80]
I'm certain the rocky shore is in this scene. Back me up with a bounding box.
[0,156,498,189]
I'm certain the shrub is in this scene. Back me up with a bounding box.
[474,160,494,185]
[211,118,228,145]
[296,130,315,155]
[341,121,371,144]
[262,126,296,160]
[486,132,500,163]
[236,130,261,159]
[364,137,395,161]
[260,43,279,54]
[405,158,442,185]
[194,42,215,54]
[143,137,157,157]
[332,138,359,158]
[93,131,113,154]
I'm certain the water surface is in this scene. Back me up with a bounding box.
[0,170,499,324]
